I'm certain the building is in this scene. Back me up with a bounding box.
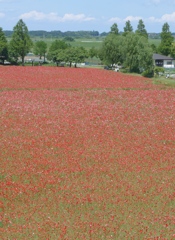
[153,53,175,68]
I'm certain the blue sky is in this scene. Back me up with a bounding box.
[0,0,175,33]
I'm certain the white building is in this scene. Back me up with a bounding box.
[153,53,175,68]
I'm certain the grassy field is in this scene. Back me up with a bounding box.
[27,36,104,50]
[1,66,175,239]
[153,76,175,87]
[24,36,162,51]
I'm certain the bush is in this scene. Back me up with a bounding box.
[120,68,130,73]
[142,69,154,78]
[154,67,164,76]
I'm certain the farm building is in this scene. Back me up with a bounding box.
[153,53,175,68]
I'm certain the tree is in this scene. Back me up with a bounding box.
[135,19,148,39]
[0,27,8,64]
[170,42,175,58]
[158,22,174,56]
[74,47,88,67]
[33,40,47,62]
[89,46,98,58]
[47,39,69,62]
[122,33,153,73]
[99,34,124,67]
[123,20,133,36]
[61,47,88,67]
[55,49,66,66]
[110,23,119,35]
[9,19,33,65]
[150,43,157,53]
[63,36,75,42]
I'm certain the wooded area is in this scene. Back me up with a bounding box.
[3,30,175,39]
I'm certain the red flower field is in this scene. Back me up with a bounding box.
[0,66,175,239]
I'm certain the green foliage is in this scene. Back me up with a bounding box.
[150,43,157,53]
[135,19,148,39]
[55,49,66,64]
[170,42,175,58]
[49,39,69,52]
[158,22,174,56]
[142,69,154,78]
[47,39,69,62]
[8,19,33,65]
[88,46,99,58]
[154,66,165,75]
[123,20,133,36]
[99,34,124,66]
[63,36,75,42]
[122,33,153,73]
[100,32,153,74]
[0,27,8,63]
[58,46,88,67]
[110,23,119,35]
[33,40,47,61]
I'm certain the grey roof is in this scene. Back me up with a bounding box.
[153,53,174,60]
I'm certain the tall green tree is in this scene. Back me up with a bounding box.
[33,40,47,62]
[0,27,8,64]
[123,20,133,36]
[158,22,174,56]
[135,19,148,39]
[9,19,33,65]
[122,33,153,73]
[110,23,119,35]
[99,34,124,67]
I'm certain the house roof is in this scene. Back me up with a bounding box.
[153,53,174,60]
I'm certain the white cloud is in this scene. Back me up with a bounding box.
[161,12,175,22]
[124,16,142,22]
[108,17,122,23]
[62,13,94,22]
[148,12,175,22]
[19,11,95,22]
[109,16,142,23]
[109,12,175,25]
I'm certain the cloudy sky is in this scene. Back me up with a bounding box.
[0,0,175,33]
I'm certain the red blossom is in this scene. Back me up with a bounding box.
[0,66,175,239]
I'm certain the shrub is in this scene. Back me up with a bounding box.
[142,69,154,78]
[120,68,130,73]
[154,66,164,76]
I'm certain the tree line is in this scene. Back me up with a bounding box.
[4,30,101,38]
[0,19,175,76]
[3,29,175,40]
[0,19,89,67]
[98,20,175,76]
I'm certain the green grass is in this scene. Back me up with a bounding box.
[41,37,161,50]
[152,76,175,87]
[69,39,103,50]
[30,37,167,51]
[30,37,103,50]
[148,38,161,46]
